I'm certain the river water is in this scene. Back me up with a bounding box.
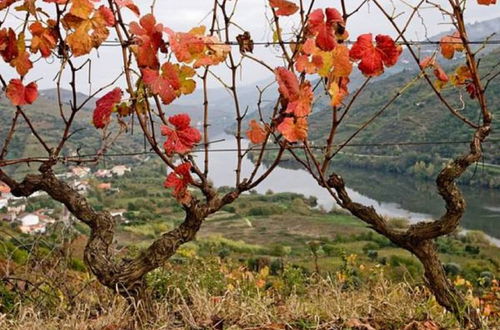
[202,134,500,241]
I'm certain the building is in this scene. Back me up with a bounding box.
[95,169,112,178]
[111,165,131,177]
[71,166,91,178]
[18,214,46,234]
[97,183,112,190]
[0,181,10,195]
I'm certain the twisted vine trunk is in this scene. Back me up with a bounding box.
[326,173,483,329]
[410,241,482,328]
[0,167,211,326]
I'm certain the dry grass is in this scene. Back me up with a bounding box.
[0,273,472,330]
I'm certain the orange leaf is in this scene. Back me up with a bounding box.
[70,0,94,20]
[166,26,229,68]
[6,79,38,106]
[295,39,323,74]
[246,120,267,144]
[277,117,308,142]
[331,44,352,78]
[10,33,32,76]
[29,21,58,58]
[286,81,313,117]
[269,0,299,16]
[440,32,464,60]
[328,77,349,107]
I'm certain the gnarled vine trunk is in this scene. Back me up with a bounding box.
[0,166,219,325]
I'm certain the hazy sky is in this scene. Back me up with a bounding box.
[3,0,499,95]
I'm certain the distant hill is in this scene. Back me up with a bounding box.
[0,86,228,178]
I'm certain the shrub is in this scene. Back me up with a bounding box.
[444,263,462,276]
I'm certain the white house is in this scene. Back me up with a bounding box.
[111,165,131,176]
[71,167,91,178]
[95,169,112,178]
[19,214,46,234]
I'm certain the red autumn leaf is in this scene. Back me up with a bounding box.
[96,5,115,27]
[419,56,435,69]
[307,8,343,51]
[440,32,464,60]
[275,67,300,100]
[477,0,496,5]
[275,67,313,116]
[0,28,18,62]
[419,56,448,83]
[433,65,449,83]
[0,0,18,10]
[349,34,402,77]
[286,81,313,117]
[114,0,140,16]
[141,68,176,105]
[269,0,299,16]
[29,21,58,58]
[246,120,267,144]
[6,79,38,106]
[130,14,166,69]
[161,114,202,155]
[277,117,308,142]
[164,162,193,204]
[92,87,122,128]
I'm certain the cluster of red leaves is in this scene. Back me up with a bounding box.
[5,79,38,106]
[349,34,402,77]
[164,162,193,204]
[161,114,201,155]
[92,88,123,129]
[433,30,479,98]
[269,0,298,16]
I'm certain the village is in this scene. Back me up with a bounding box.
[0,165,131,235]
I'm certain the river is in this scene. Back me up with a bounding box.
[202,134,500,241]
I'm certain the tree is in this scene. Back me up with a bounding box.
[0,0,496,328]
[257,1,495,328]
[0,0,287,324]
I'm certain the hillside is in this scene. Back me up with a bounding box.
[0,86,229,178]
